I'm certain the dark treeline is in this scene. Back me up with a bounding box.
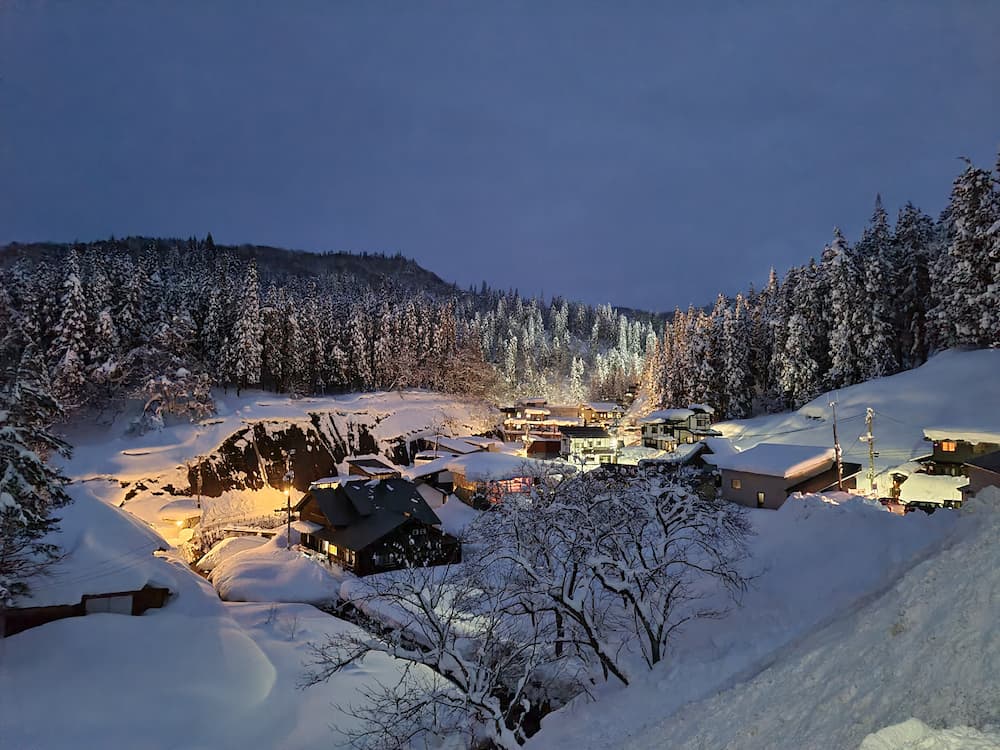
[642,153,1000,419]
[0,236,657,414]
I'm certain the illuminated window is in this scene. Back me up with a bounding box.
[940,440,957,452]
[731,478,742,489]
[756,491,765,508]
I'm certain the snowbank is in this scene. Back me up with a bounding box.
[15,483,183,609]
[0,600,450,750]
[195,535,268,572]
[210,536,340,604]
[859,718,1000,750]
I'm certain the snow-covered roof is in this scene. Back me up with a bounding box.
[585,401,622,412]
[687,403,715,415]
[640,408,695,424]
[17,486,182,609]
[712,443,836,480]
[524,407,551,416]
[922,427,1000,444]
[310,475,366,489]
[701,437,739,464]
[405,451,571,483]
[425,435,484,454]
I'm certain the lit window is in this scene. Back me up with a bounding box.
[940,440,957,453]
[756,491,765,508]
[731,478,742,490]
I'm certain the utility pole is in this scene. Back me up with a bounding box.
[864,407,877,496]
[281,449,296,548]
[195,455,204,510]
[830,400,844,491]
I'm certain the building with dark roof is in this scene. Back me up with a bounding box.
[961,449,1000,502]
[346,456,401,480]
[294,477,460,576]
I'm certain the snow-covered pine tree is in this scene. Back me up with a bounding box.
[46,249,90,408]
[722,294,753,419]
[855,196,899,380]
[0,346,72,606]
[893,203,936,367]
[824,228,860,389]
[929,158,1000,348]
[227,260,264,394]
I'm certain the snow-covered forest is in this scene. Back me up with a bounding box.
[2,151,998,423]
[0,239,657,413]
[643,154,1000,419]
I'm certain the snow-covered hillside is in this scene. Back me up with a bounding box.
[715,348,1000,479]
[529,488,1000,750]
[61,388,497,543]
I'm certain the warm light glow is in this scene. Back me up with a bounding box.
[175,520,183,527]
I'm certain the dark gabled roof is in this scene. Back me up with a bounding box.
[296,486,355,525]
[342,478,441,526]
[559,426,611,439]
[297,477,439,527]
[965,449,1000,474]
[314,513,410,552]
[347,457,398,474]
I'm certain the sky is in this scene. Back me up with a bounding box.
[1,2,999,312]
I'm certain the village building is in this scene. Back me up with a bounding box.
[578,401,625,427]
[712,443,861,510]
[2,494,174,637]
[346,455,401,480]
[639,404,721,452]
[406,451,570,508]
[960,450,1000,502]
[559,425,617,464]
[919,427,1000,476]
[501,397,582,440]
[294,476,460,576]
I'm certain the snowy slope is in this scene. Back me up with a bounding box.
[531,489,1000,750]
[59,388,498,540]
[527,494,961,749]
[714,349,1000,477]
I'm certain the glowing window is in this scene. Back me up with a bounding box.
[940,440,957,453]
[731,478,742,490]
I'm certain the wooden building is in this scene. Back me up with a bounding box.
[961,450,1000,502]
[640,404,721,452]
[295,477,460,576]
[920,428,1000,477]
[712,443,861,510]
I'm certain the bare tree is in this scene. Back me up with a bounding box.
[467,468,751,684]
[303,561,581,749]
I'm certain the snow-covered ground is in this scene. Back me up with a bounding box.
[209,535,342,603]
[529,488,999,750]
[0,488,450,750]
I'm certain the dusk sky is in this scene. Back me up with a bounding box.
[2,2,998,312]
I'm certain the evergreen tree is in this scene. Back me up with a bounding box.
[0,346,72,605]
[47,250,90,408]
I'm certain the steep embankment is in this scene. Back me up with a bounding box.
[61,389,498,544]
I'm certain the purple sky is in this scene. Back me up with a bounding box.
[2,2,998,311]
